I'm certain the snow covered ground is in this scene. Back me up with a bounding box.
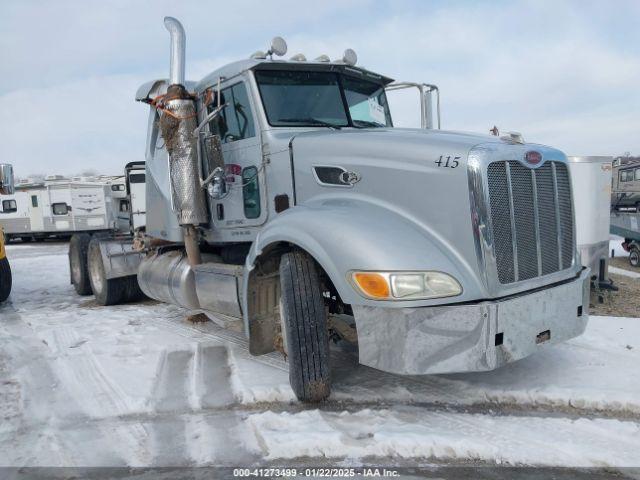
[1,243,639,471]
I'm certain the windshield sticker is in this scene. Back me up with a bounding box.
[368,98,386,125]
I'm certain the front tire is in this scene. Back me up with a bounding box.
[0,257,11,303]
[87,237,126,306]
[279,251,331,402]
[69,233,92,295]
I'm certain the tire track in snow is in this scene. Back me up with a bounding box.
[26,322,153,464]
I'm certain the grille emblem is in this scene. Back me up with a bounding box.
[524,151,542,166]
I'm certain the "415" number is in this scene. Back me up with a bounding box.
[435,155,460,168]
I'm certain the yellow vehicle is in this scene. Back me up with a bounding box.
[0,226,11,302]
[0,164,14,303]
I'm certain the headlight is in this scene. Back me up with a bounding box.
[351,271,462,300]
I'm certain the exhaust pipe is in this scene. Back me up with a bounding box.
[159,17,207,266]
[164,16,185,86]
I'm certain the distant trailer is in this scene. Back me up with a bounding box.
[0,179,117,242]
[610,212,640,267]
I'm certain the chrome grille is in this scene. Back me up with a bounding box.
[487,160,574,284]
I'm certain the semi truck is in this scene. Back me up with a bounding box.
[0,164,14,302]
[66,17,589,402]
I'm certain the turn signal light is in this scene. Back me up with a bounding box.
[352,272,390,299]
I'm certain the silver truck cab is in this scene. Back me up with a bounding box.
[81,18,589,402]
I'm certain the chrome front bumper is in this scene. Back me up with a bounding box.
[352,268,590,375]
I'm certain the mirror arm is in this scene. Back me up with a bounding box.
[385,82,440,129]
[193,104,225,138]
[201,166,223,189]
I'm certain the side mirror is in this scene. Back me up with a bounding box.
[0,164,14,195]
[201,134,227,199]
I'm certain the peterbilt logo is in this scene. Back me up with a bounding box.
[339,171,361,185]
[524,151,543,165]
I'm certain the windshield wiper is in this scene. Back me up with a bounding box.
[277,118,343,129]
[352,119,386,129]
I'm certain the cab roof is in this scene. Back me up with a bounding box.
[194,58,394,94]
[137,58,394,102]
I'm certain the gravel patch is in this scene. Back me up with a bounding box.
[590,272,640,318]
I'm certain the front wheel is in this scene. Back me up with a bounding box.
[630,247,640,268]
[0,257,11,303]
[279,251,331,403]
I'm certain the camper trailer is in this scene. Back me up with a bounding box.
[0,177,117,242]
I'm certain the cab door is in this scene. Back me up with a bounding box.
[204,80,266,232]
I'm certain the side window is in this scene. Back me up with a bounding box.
[620,171,629,182]
[242,166,260,219]
[2,199,17,213]
[231,83,256,140]
[52,203,69,215]
[207,82,255,143]
[120,200,130,212]
[129,173,145,184]
[31,195,38,207]
[635,168,640,181]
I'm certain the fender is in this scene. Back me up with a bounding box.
[242,197,487,343]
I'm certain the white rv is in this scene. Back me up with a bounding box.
[0,164,147,242]
[0,178,116,242]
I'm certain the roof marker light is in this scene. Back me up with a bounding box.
[314,54,331,62]
[250,51,267,59]
[290,53,307,61]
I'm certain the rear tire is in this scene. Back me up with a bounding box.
[0,257,11,303]
[279,250,331,403]
[123,275,146,302]
[87,237,126,306]
[69,233,93,295]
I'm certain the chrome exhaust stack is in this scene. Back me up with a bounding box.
[164,16,186,86]
[159,16,207,266]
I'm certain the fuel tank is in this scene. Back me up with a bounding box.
[138,250,211,310]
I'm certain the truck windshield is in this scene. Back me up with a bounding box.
[255,70,392,128]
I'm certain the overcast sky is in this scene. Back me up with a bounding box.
[1,0,638,178]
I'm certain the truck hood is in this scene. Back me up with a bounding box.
[287,127,565,302]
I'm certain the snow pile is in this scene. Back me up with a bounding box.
[245,408,640,467]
